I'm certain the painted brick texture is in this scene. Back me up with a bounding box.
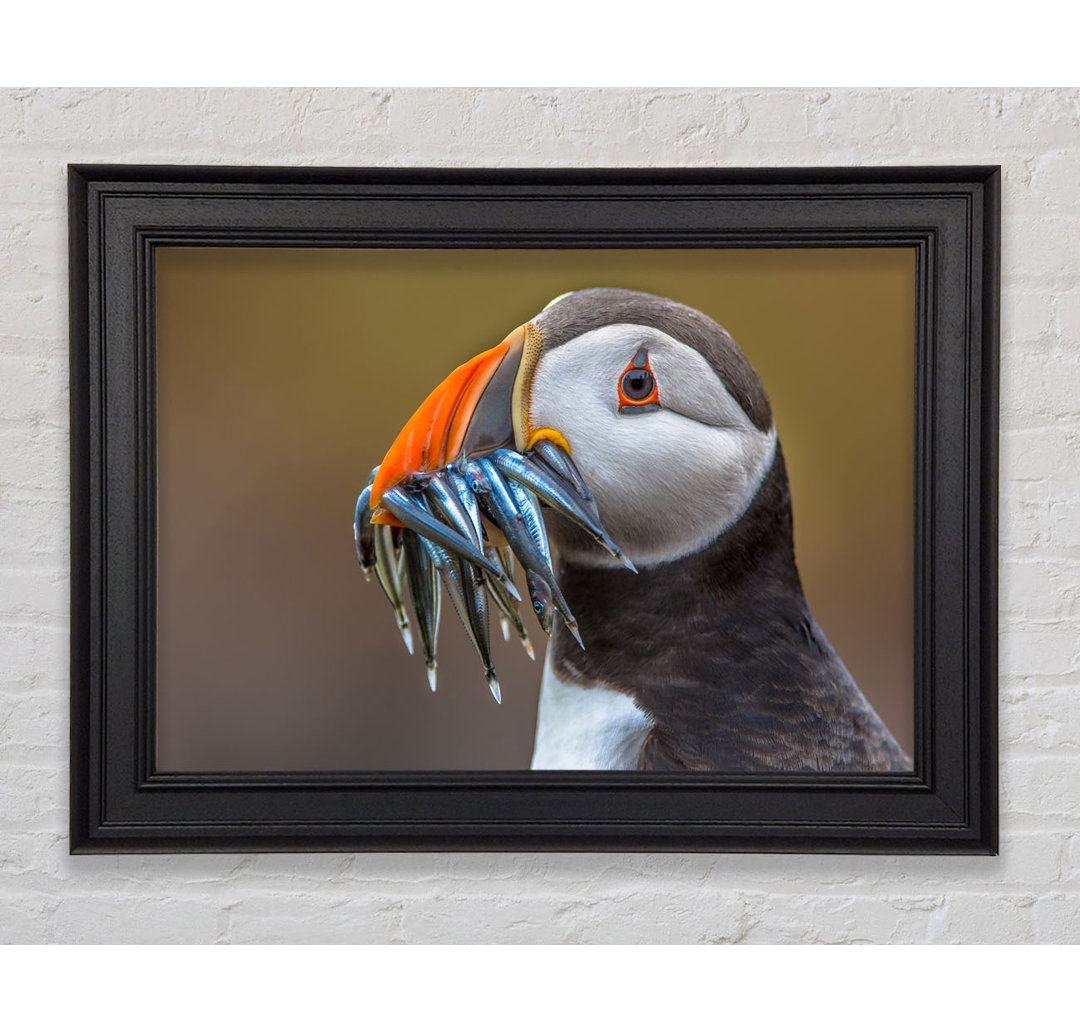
[1,87,1077,943]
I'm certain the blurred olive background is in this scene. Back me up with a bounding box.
[155,247,915,771]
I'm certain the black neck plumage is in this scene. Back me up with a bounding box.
[548,445,903,771]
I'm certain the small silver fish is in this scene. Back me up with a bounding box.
[491,448,635,571]
[420,538,501,702]
[354,480,377,579]
[484,547,534,660]
[505,479,551,567]
[372,520,413,655]
[446,468,484,545]
[530,438,595,506]
[402,529,441,691]
[465,459,582,647]
[381,485,514,590]
[460,561,500,703]
[425,473,482,552]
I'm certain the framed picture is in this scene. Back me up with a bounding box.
[69,165,999,852]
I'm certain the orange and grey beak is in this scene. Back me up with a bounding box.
[370,322,544,522]
[358,314,636,690]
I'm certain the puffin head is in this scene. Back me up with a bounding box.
[371,288,778,569]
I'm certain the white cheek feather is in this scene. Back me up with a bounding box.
[529,324,777,567]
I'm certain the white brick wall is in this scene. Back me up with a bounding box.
[1,87,1077,944]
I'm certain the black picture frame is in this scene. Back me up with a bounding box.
[69,165,999,854]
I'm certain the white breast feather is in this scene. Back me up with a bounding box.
[530,651,654,770]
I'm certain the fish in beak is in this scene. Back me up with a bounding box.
[353,320,633,701]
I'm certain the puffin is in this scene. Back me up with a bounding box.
[356,288,911,773]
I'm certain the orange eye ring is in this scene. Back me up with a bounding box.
[618,346,660,412]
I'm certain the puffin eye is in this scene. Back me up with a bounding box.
[617,346,661,413]
[621,367,655,401]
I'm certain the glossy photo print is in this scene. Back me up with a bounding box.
[154,247,915,772]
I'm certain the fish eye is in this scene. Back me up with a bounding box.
[533,600,545,615]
